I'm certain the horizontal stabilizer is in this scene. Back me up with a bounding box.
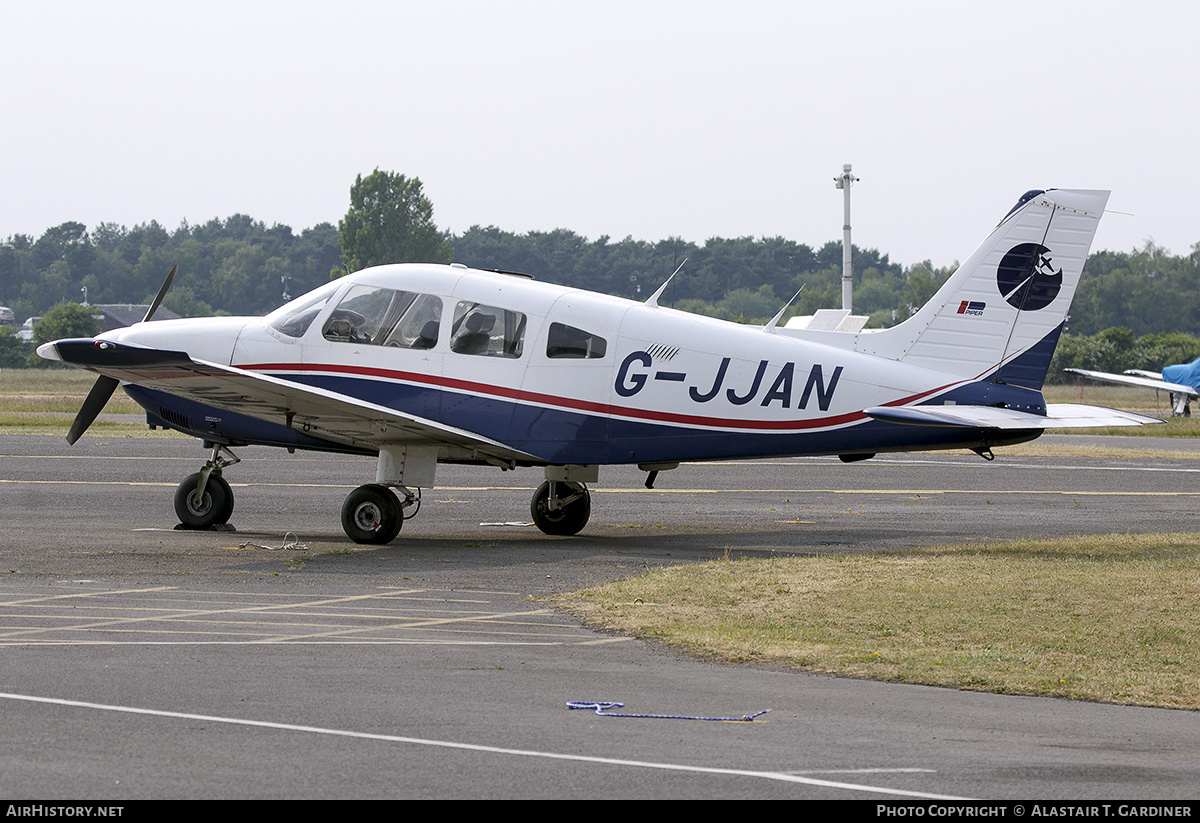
[865,403,1161,430]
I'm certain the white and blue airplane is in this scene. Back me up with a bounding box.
[1066,357,1200,417]
[39,188,1157,543]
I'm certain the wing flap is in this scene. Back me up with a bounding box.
[41,338,537,461]
[865,403,1161,429]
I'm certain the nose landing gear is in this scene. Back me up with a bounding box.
[174,444,239,529]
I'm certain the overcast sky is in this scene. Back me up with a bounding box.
[4,1,1197,270]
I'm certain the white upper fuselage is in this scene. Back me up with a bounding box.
[95,263,1009,465]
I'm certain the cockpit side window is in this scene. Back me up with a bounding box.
[546,322,607,359]
[450,301,525,358]
[323,285,442,349]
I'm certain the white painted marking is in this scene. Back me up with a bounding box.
[870,457,1200,473]
[0,691,967,799]
[791,768,937,775]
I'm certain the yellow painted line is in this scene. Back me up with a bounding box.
[7,477,1200,496]
[0,619,573,644]
[0,454,346,463]
[256,608,557,643]
[0,591,421,639]
[0,455,209,461]
[0,589,559,643]
[597,488,1200,496]
[0,586,176,607]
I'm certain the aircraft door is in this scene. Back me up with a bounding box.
[307,284,445,422]
[515,296,624,464]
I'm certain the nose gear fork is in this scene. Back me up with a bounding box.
[190,444,241,510]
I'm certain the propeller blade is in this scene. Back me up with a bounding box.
[67,375,120,445]
[142,263,178,323]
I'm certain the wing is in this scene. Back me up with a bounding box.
[865,403,1162,429]
[1064,368,1200,398]
[40,338,538,463]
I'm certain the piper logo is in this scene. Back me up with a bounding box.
[957,300,985,316]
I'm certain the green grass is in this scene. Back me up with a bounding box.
[556,533,1200,709]
[0,368,184,438]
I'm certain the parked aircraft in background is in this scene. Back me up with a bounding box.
[18,317,39,342]
[1067,357,1200,416]
[38,188,1158,543]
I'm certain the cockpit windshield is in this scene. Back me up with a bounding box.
[266,281,343,338]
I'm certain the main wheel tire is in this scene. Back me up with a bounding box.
[174,472,233,529]
[341,484,402,544]
[530,481,590,536]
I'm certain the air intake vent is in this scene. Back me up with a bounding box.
[158,406,191,430]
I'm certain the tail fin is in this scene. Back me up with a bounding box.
[856,188,1109,390]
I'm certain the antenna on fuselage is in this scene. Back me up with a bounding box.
[763,285,805,332]
[644,258,687,308]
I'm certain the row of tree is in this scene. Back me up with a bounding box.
[1048,329,1200,384]
[3,169,1199,364]
[0,217,341,326]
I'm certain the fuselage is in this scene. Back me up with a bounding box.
[103,263,1043,465]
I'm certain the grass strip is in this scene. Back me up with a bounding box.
[556,533,1200,709]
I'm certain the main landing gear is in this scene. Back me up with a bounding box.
[340,483,420,544]
[337,444,431,544]
[530,481,591,536]
[529,465,598,536]
[340,462,597,541]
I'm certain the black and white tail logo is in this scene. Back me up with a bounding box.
[996,243,1062,311]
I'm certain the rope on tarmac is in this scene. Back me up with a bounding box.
[567,701,769,721]
[237,532,309,551]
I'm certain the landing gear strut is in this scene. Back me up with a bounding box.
[340,483,420,544]
[530,481,591,536]
[174,444,239,529]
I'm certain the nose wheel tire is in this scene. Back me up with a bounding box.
[341,484,403,544]
[530,481,590,536]
[174,473,234,528]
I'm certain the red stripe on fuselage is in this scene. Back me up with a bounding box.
[238,362,953,432]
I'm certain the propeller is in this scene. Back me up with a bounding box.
[67,375,120,445]
[143,263,177,323]
[65,264,177,444]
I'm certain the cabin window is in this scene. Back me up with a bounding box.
[450,301,525,358]
[381,293,441,349]
[546,322,607,359]
[322,285,442,349]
